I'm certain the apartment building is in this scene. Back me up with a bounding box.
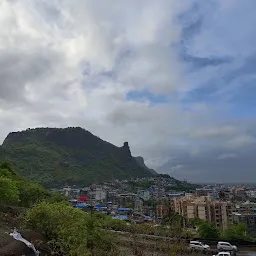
[234,201,256,214]
[170,196,234,229]
[156,205,169,218]
[211,201,233,229]
[233,212,256,235]
[88,186,107,204]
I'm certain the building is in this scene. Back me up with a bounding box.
[156,205,169,219]
[210,201,233,229]
[170,196,234,229]
[134,198,143,212]
[234,188,248,201]
[106,191,120,206]
[195,188,213,197]
[137,190,151,201]
[63,186,72,197]
[88,186,107,204]
[167,192,184,199]
[233,212,256,235]
[246,190,256,199]
[118,193,137,208]
[234,201,256,214]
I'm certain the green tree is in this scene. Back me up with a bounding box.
[125,201,133,208]
[221,223,248,241]
[0,162,18,177]
[25,202,118,255]
[18,181,50,207]
[44,192,67,204]
[0,177,19,204]
[198,222,219,239]
[0,168,13,178]
[187,218,204,228]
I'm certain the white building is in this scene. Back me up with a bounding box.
[89,187,107,202]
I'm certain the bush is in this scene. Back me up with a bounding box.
[44,192,68,204]
[0,177,19,204]
[0,162,51,207]
[17,181,50,207]
[198,222,219,239]
[25,202,118,255]
[221,223,249,241]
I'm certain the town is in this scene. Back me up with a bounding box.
[54,174,256,236]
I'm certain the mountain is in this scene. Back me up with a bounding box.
[0,127,156,187]
[134,156,157,175]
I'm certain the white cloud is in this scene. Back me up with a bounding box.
[227,134,256,149]
[191,125,238,139]
[0,0,193,148]
[218,153,237,160]
[0,0,256,182]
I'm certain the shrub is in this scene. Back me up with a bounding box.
[25,202,118,255]
[0,177,19,204]
[17,181,50,207]
[198,222,219,239]
[221,223,249,241]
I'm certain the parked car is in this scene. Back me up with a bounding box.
[189,240,210,251]
[217,241,237,252]
[213,252,231,256]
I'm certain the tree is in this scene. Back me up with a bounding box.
[198,222,219,239]
[187,218,204,228]
[18,181,50,207]
[25,202,118,255]
[125,201,133,208]
[44,192,67,204]
[0,168,13,179]
[221,223,248,241]
[0,177,19,204]
[0,162,18,177]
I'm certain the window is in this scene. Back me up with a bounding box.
[220,242,231,246]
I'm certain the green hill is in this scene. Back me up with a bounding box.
[0,127,155,187]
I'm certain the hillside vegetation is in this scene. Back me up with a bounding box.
[0,127,155,186]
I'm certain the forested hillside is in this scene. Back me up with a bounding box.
[0,127,155,186]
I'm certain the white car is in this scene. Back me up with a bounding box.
[217,241,237,252]
[189,240,210,251]
[213,252,231,256]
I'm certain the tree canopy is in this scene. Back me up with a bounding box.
[0,161,50,207]
[0,177,19,204]
[198,222,220,239]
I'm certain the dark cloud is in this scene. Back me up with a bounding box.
[0,49,62,102]
[157,146,256,183]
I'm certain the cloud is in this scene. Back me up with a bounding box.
[191,125,238,139]
[218,153,237,160]
[0,0,256,183]
[227,135,256,149]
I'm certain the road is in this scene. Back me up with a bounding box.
[224,248,256,256]
[106,229,256,255]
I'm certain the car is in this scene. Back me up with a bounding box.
[217,241,237,252]
[213,252,231,256]
[189,240,210,251]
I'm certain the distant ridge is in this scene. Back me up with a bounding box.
[0,127,156,186]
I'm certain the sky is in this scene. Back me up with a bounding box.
[0,0,256,183]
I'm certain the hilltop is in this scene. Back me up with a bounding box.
[0,127,155,186]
